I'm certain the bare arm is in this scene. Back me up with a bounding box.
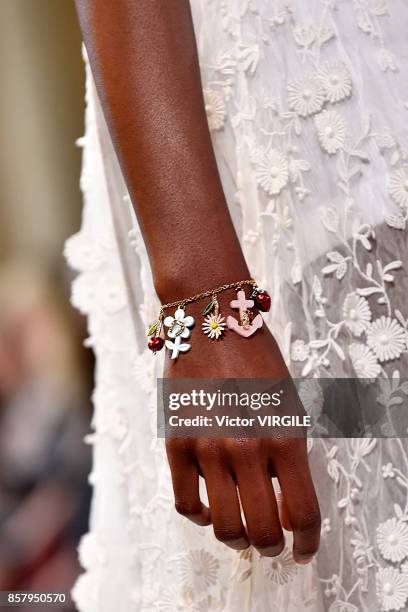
[75,0,320,562]
[75,0,249,302]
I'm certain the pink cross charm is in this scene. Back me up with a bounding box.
[227,290,263,338]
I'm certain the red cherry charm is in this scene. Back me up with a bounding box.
[254,291,271,312]
[148,337,164,352]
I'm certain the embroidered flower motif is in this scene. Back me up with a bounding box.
[376,566,408,611]
[298,380,324,414]
[100,274,129,313]
[71,572,99,612]
[71,273,97,315]
[293,23,316,49]
[156,587,198,612]
[64,232,104,272]
[366,317,406,362]
[318,60,352,103]
[402,561,408,575]
[77,532,107,571]
[179,550,219,593]
[377,518,408,563]
[387,167,408,209]
[315,110,346,155]
[349,344,381,379]
[202,313,226,339]
[321,518,331,535]
[287,75,325,117]
[253,148,289,195]
[204,88,226,131]
[291,339,309,362]
[328,602,358,612]
[342,293,372,337]
[261,547,297,585]
[382,463,395,479]
[196,596,223,612]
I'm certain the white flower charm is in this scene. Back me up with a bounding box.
[349,344,381,379]
[315,110,346,155]
[366,316,406,362]
[202,313,226,340]
[291,339,310,362]
[376,566,408,611]
[164,308,195,359]
[253,148,289,195]
[287,75,325,117]
[343,292,372,336]
[204,88,226,131]
[261,548,298,585]
[377,518,408,563]
[387,167,408,208]
[318,60,352,103]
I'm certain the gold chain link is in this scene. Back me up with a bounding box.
[158,278,257,318]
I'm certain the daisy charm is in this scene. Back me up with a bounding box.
[203,313,226,339]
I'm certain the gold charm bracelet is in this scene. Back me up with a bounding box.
[147,278,271,359]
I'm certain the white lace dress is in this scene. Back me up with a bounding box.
[65,1,408,610]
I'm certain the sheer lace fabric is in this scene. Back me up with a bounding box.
[66,1,408,610]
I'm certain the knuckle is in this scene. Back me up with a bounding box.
[273,437,300,457]
[213,525,243,544]
[250,529,283,551]
[224,437,262,464]
[295,506,321,533]
[175,500,200,517]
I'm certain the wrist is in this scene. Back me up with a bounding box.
[153,255,251,304]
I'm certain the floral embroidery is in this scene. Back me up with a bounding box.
[252,147,289,195]
[261,547,298,585]
[315,110,347,155]
[318,60,352,104]
[376,518,408,563]
[321,517,332,536]
[342,293,372,337]
[291,339,309,362]
[387,167,408,208]
[349,343,381,379]
[204,88,227,131]
[179,550,219,593]
[298,379,324,414]
[382,463,395,479]
[352,0,399,74]
[366,317,406,362]
[287,74,325,117]
[375,566,408,611]
[70,3,408,612]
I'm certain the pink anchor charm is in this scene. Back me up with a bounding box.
[227,290,263,338]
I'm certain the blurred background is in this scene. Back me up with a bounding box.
[0,1,91,609]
